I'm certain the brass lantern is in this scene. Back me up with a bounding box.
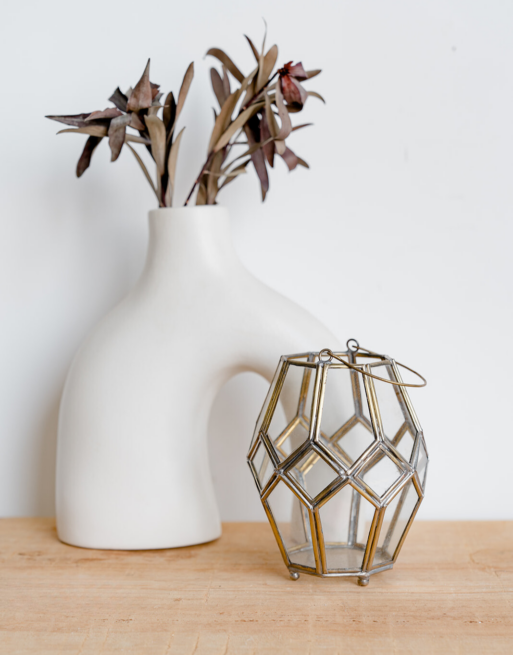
[247,340,428,586]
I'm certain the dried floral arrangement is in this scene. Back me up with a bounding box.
[47,28,324,207]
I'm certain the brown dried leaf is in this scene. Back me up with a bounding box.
[244,120,269,199]
[279,146,298,171]
[144,115,166,176]
[208,91,240,153]
[125,133,151,145]
[256,44,278,91]
[264,89,279,138]
[274,139,286,155]
[86,108,122,121]
[275,81,292,140]
[213,101,264,152]
[222,66,231,97]
[297,156,309,168]
[210,68,226,108]
[166,127,185,205]
[306,69,321,79]
[206,48,244,82]
[109,88,128,112]
[196,181,207,205]
[130,113,145,131]
[207,151,224,204]
[245,35,260,62]
[307,90,325,103]
[76,136,102,177]
[127,59,153,112]
[150,82,160,100]
[219,160,250,190]
[175,62,194,122]
[47,114,96,128]
[292,123,313,131]
[259,112,274,167]
[126,143,159,202]
[57,125,108,137]
[108,113,131,161]
[163,92,176,130]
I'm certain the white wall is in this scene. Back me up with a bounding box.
[1,0,512,520]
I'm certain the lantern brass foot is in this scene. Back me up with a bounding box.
[357,575,369,587]
[289,571,300,580]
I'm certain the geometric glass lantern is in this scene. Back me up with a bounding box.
[247,339,428,586]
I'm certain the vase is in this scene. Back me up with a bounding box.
[56,205,339,550]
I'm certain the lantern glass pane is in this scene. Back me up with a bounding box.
[302,367,316,422]
[416,438,428,490]
[250,439,274,490]
[333,420,375,468]
[289,451,339,499]
[267,480,315,570]
[267,363,305,441]
[275,421,310,461]
[373,479,420,566]
[319,485,375,571]
[393,425,416,465]
[371,364,407,441]
[360,450,403,498]
[250,359,283,450]
[319,367,354,437]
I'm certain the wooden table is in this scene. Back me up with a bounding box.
[0,519,512,654]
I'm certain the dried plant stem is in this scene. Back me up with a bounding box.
[127,144,161,205]
[183,72,279,206]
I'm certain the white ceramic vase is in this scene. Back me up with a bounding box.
[56,206,338,550]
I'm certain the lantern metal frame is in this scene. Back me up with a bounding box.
[247,341,428,586]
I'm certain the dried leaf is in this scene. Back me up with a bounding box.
[57,125,108,137]
[219,160,249,190]
[223,137,273,169]
[130,113,145,131]
[264,89,279,138]
[125,133,151,145]
[279,146,298,171]
[261,19,267,57]
[175,62,194,122]
[210,68,226,107]
[256,44,278,91]
[274,139,286,155]
[306,69,321,79]
[292,123,313,131]
[86,108,122,121]
[207,151,224,204]
[76,136,102,177]
[244,119,269,198]
[208,91,240,153]
[109,88,128,112]
[127,59,153,112]
[196,181,207,205]
[47,113,96,128]
[245,35,260,62]
[275,81,292,140]
[163,92,176,130]
[222,66,231,98]
[259,112,274,167]
[150,82,160,100]
[108,113,131,162]
[166,127,185,206]
[126,143,160,203]
[297,156,309,168]
[307,90,325,103]
[213,101,264,152]
[206,48,244,82]
[144,115,166,176]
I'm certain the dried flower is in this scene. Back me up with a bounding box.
[47,59,194,207]
[47,26,324,208]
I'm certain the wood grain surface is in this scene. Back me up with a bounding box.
[0,519,512,654]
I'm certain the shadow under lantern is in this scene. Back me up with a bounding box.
[247,340,428,586]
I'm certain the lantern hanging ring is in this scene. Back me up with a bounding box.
[318,339,427,388]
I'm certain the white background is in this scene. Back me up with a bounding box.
[1,0,512,520]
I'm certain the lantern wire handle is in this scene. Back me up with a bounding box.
[318,339,427,388]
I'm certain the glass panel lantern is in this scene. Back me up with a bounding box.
[247,341,428,586]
